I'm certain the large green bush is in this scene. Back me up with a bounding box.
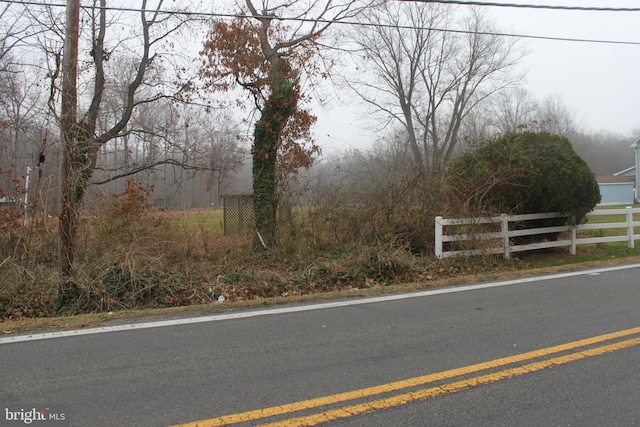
[445,132,601,224]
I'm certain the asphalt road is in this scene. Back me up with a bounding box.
[2,264,640,426]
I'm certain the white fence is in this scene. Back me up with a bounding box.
[435,207,640,259]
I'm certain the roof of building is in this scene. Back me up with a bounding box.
[614,166,636,177]
[597,175,634,184]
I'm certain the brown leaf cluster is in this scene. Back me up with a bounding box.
[199,18,323,176]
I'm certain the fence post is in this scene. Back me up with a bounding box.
[500,214,510,260]
[626,206,634,249]
[435,216,443,259]
[22,166,31,227]
[569,223,577,255]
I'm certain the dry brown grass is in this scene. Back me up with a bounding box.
[3,185,640,327]
[4,253,640,336]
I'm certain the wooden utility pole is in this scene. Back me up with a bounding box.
[58,0,80,281]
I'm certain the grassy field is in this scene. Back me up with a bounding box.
[161,209,225,235]
[578,205,640,238]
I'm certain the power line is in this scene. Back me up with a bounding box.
[405,26,640,46]
[6,0,640,13]
[1,0,640,45]
[396,0,640,12]
[7,0,640,13]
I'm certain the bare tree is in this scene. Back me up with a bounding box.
[57,0,196,280]
[490,87,538,134]
[0,3,35,71]
[197,112,246,207]
[487,89,578,137]
[0,3,37,134]
[0,65,49,201]
[346,2,522,177]
[534,94,578,136]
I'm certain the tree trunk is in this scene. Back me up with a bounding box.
[252,58,296,249]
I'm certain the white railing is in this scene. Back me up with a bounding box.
[435,207,640,259]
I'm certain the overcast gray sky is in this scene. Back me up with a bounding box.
[313,0,640,153]
[492,0,639,132]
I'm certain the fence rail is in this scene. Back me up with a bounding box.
[435,207,640,259]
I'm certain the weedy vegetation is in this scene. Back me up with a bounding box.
[2,169,638,323]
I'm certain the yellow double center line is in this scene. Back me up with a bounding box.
[173,326,640,427]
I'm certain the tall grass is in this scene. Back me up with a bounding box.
[2,181,639,320]
[1,197,443,318]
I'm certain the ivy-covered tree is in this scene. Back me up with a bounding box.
[445,132,601,226]
[199,0,367,249]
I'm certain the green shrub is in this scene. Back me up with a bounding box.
[445,132,601,235]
